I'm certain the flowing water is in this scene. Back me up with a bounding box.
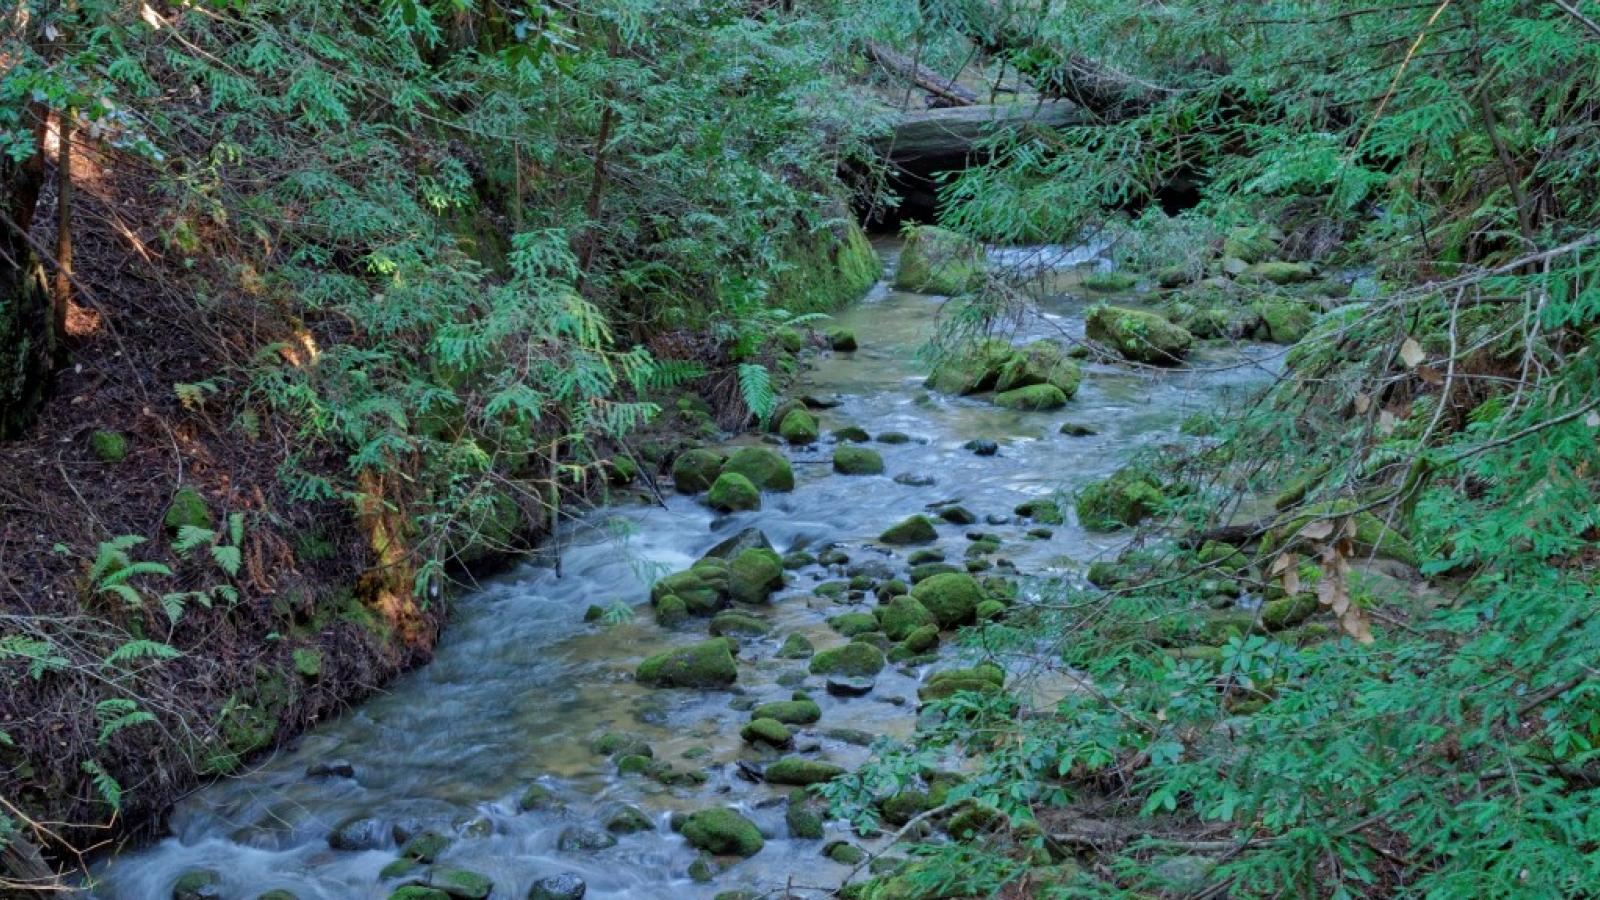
[91,240,1278,899]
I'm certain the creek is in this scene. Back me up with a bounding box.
[90,239,1277,899]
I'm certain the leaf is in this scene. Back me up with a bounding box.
[211,544,242,577]
[172,525,218,555]
[105,639,182,665]
[1399,337,1425,368]
[1353,393,1372,414]
[82,759,122,811]
[1378,409,1399,435]
[1417,364,1445,386]
[1301,520,1335,541]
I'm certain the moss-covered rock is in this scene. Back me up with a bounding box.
[1253,299,1316,344]
[710,611,770,637]
[707,472,760,512]
[879,595,936,641]
[90,430,128,462]
[682,808,765,858]
[1076,466,1167,531]
[778,633,814,659]
[924,339,1013,395]
[418,867,492,899]
[895,225,985,295]
[827,329,858,352]
[728,547,784,603]
[673,449,724,493]
[779,408,820,445]
[652,565,726,615]
[387,889,450,900]
[902,624,940,653]
[740,717,793,748]
[1081,271,1139,293]
[786,790,826,839]
[833,445,885,475]
[829,611,879,637]
[1085,305,1194,365]
[752,697,822,724]
[809,641,886,677]
[636,638,738,689]
[918,663,1005,702]
[833,425,870,442]
[722,446,795,492]
[910,573,983,628]
[993,341,1082,398]
[879,790,932,826]
[606,805,655,834]
[656,594,689,626]
[975,599,1006,621]
[164,487,213,534]
[769,219,883,314]
[765,757,846,786]
[826,841,866,864]
[1242,261,1315,285]
[879,515,937,545]
[994,383,1069,411]
[1015,498,1065,525]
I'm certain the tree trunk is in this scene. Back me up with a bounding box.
[0,105,56,439]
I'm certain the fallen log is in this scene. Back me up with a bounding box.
[865,40,978,107]
[874,100,1086,164]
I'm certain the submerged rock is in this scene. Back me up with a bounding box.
[636,638,738,689]
[964,439,998,457]
[527,873,588,900]
[1085,305,1194,365]
[557,826,617,853]
[895,225,986,295]
[328,816,388,852]
[778,633,815,659]
[681,808,765,858]
[171,870,222,900]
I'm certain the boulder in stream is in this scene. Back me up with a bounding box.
[879,514,937,545]
[994,383,1068,411]
[672,449,724,493]
[894,225,986,295]
[751,696,822,724]
[707,472,760,512]
[879,595,936,641]
[636,638,738,689]
[778,408,820,445]
[808,641,885,677]
[910,572,983,628]
[763,757,846,786]
[1085,305,1194,365]
[681,808,765,858]
[832,445,884,475]
[727,547,784,604]
[740,717,793,748]
[721,446,795,492]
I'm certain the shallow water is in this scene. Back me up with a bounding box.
[90,240,1278,899]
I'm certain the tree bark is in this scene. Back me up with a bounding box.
[0,103,56,439]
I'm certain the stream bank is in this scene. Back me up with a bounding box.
[89,236,1277,899]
